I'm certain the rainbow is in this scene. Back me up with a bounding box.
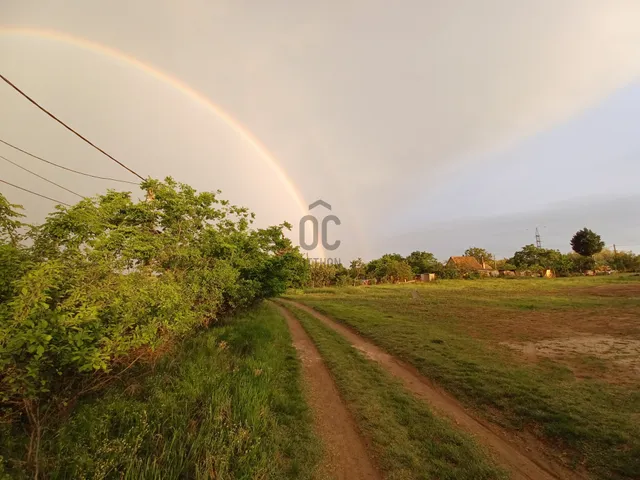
[0,26,308,215]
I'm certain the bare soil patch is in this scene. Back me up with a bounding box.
[273,303,380,480]
[457,306,640,343]
[568,284,640,297]
[281,299,584,480]
[503,335,640,381]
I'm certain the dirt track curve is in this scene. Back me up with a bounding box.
[273,303,381,480]
[279,299,586,480]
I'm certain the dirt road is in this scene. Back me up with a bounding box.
[279,299,585,480]
[273,303,381,480]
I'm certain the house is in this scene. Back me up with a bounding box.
[446,256,499,277]
[446,256,484,271]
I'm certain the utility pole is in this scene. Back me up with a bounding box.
[535,227,542,248]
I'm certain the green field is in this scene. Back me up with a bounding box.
[0,304,320,479]
[3,277,638,479]
[285,276,640,480]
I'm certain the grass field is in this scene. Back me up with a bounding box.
[285,303,506,480]
[0,304,320,479]
[286,276,640,480]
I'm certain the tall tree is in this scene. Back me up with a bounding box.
[349,258,367,280]
[571,228,605,258]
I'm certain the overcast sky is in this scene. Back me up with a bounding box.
[1,0,640,261]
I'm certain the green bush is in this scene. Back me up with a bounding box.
[0,179,308,457]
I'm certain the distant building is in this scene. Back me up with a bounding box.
[446,256,484,270]
[446,256,499,277]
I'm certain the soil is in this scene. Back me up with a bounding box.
[453,302,640,383]
[281,299,586,480]
[503,335,640,379]
[567,284,640,297]
[457,306,640,343]
[273,303,381,480]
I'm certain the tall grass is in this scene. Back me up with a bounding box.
[0,304,320,479]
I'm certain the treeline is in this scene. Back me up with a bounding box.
[308,252,441,287]
[307,236,640,287]
[0,178,308,469]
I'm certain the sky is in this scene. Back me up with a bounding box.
[1,0,640,262]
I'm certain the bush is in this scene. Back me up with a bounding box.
[437,267,461,280]
[0,179,308,461]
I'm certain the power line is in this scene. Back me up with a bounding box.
[0,153,85,199]
[0,178,71,206]
[0,138,138,184]
[0,73,145,181]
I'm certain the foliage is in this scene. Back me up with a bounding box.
[0,179,307,470]
[0,194,30,306]
[569,253,596,273]
[511,244,566,273]
[439,267,462,279]
[596,249,640,272]
[405,250,439,275]
[571,228,605,257]
[366,254,413,283]
[1,304,321,479]
[308,262,347,287]
[349,258,367,281]
[0,194,25,247]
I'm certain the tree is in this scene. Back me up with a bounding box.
[366,254,413,282]
[349,258,367,281]
[0,178,309,449]
[511,245,563,272]
[405,251,438,275]
[380,259,413,282]
[0,193,30,305]
[464,247,493,265]
[0,193,25,247]
[571,228,605,258]
[511,244,544,269]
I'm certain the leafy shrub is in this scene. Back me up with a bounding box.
[0,179,308,468]
[437,267,461,280]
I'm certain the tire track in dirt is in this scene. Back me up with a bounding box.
[279,299,586,480]
[272,302,381,480]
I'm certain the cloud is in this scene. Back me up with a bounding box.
[2,0,640,262]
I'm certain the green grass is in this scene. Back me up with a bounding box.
[285,304,506,480]
[0,303,320,479]
[286,277,640,480]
